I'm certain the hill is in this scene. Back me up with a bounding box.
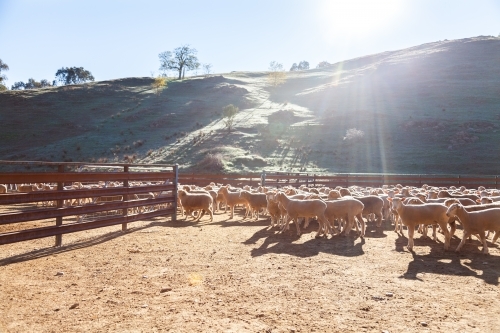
[1,36,500,175]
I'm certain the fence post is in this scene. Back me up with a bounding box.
[122,165,129,232]
[55,164,64,247]
[172,165,178,222]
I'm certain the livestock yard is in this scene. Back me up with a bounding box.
[1,176,500,333]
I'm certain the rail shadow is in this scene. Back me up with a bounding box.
[0,219,169,266]
[397,233,500,285]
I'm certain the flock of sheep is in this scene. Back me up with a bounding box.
[178,183,500,255]
[3,180,500,255]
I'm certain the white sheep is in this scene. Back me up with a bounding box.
[388,197,452,251]
[239,190,268,220]
[217,186,249,219]
[446,203,500,254]
[178,189,213,222]
[324,198,365,237]
[275,192,329,237]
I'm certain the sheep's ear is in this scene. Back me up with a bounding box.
[387,197,393,202]
[476,199,481,203]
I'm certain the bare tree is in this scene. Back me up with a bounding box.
[267,61,286,87]
[202,63,213,77]
[159,45,200,80]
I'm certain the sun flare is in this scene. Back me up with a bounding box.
[319,0,403,36]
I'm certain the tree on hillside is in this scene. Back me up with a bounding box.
[159,45,200,80]
[0,59,9,90]
[11,78,53,90]
[221,104,239,132]
[290,60,310,71]
[55,67,95,85]
[267,61,287,87]
[202,63,212,77]
[316,61,331,68]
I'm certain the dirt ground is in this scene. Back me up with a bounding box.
[1,207,499,333]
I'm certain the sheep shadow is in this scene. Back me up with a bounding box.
[244,222,365,259]
[398,235,500,285]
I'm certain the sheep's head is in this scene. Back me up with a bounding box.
[478,197,493,204]
[178,189,187,197]
[446,203,460,218]
[388,197,403,211]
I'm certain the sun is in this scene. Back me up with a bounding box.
[319,0,403,37]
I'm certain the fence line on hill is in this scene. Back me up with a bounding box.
[0,161,177,246]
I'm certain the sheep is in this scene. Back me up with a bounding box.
[217,186,249,219]
[324,198,365,237]
[239,190,268,220]
[0,184,7,194]
[353,195,384,227]
[177,189,213,222]
[17,184,37,193]
[388,197,452,251]
[446,203,500,254]
[275,192,329,237]
[266,192,282,227]
[327,190,341,200]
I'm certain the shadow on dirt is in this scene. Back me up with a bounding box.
[0,218,169,266]
[396,233,500,285]
[244,221,366,258]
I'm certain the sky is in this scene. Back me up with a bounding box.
[0,0,499,86]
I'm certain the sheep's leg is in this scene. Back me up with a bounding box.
[294,218,301,236]
[281,215,293,233]
[479,233,489,254]
[197,209,206,221]
[208,208,214,222]
[230,205,234,219]
[432,224,437,241]
[449,220,456,239]
[375,212,382,227]
[456,231,470,252]
[492,231,499,244]
[407,226,415,251]
[304,217,310,229]
[358,214,366,238]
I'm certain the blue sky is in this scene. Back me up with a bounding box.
[1,0,499,86]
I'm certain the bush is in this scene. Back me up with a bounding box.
[222,104,239,132]
[343,128,365,141]
[198,153,225,172]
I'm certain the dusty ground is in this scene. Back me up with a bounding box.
[1,207,500,333]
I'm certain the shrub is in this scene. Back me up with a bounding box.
[222,104,239,132]
[198,153,225,172]
[343,128,365,141]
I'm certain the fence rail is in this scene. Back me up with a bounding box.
[0,161,178,246]
[2,162,500,248]
[179,171,500,189]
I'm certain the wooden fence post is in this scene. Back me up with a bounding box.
[55,164,64,247]
[122,165,129,231]
[172,165,178,222]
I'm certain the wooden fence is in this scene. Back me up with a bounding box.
[180,171,500,189]
[0,161,177,246]
[263,172,499,189]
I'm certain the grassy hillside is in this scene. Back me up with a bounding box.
[1,36,499,175]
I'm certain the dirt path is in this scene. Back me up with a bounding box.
[1,209,499,332]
